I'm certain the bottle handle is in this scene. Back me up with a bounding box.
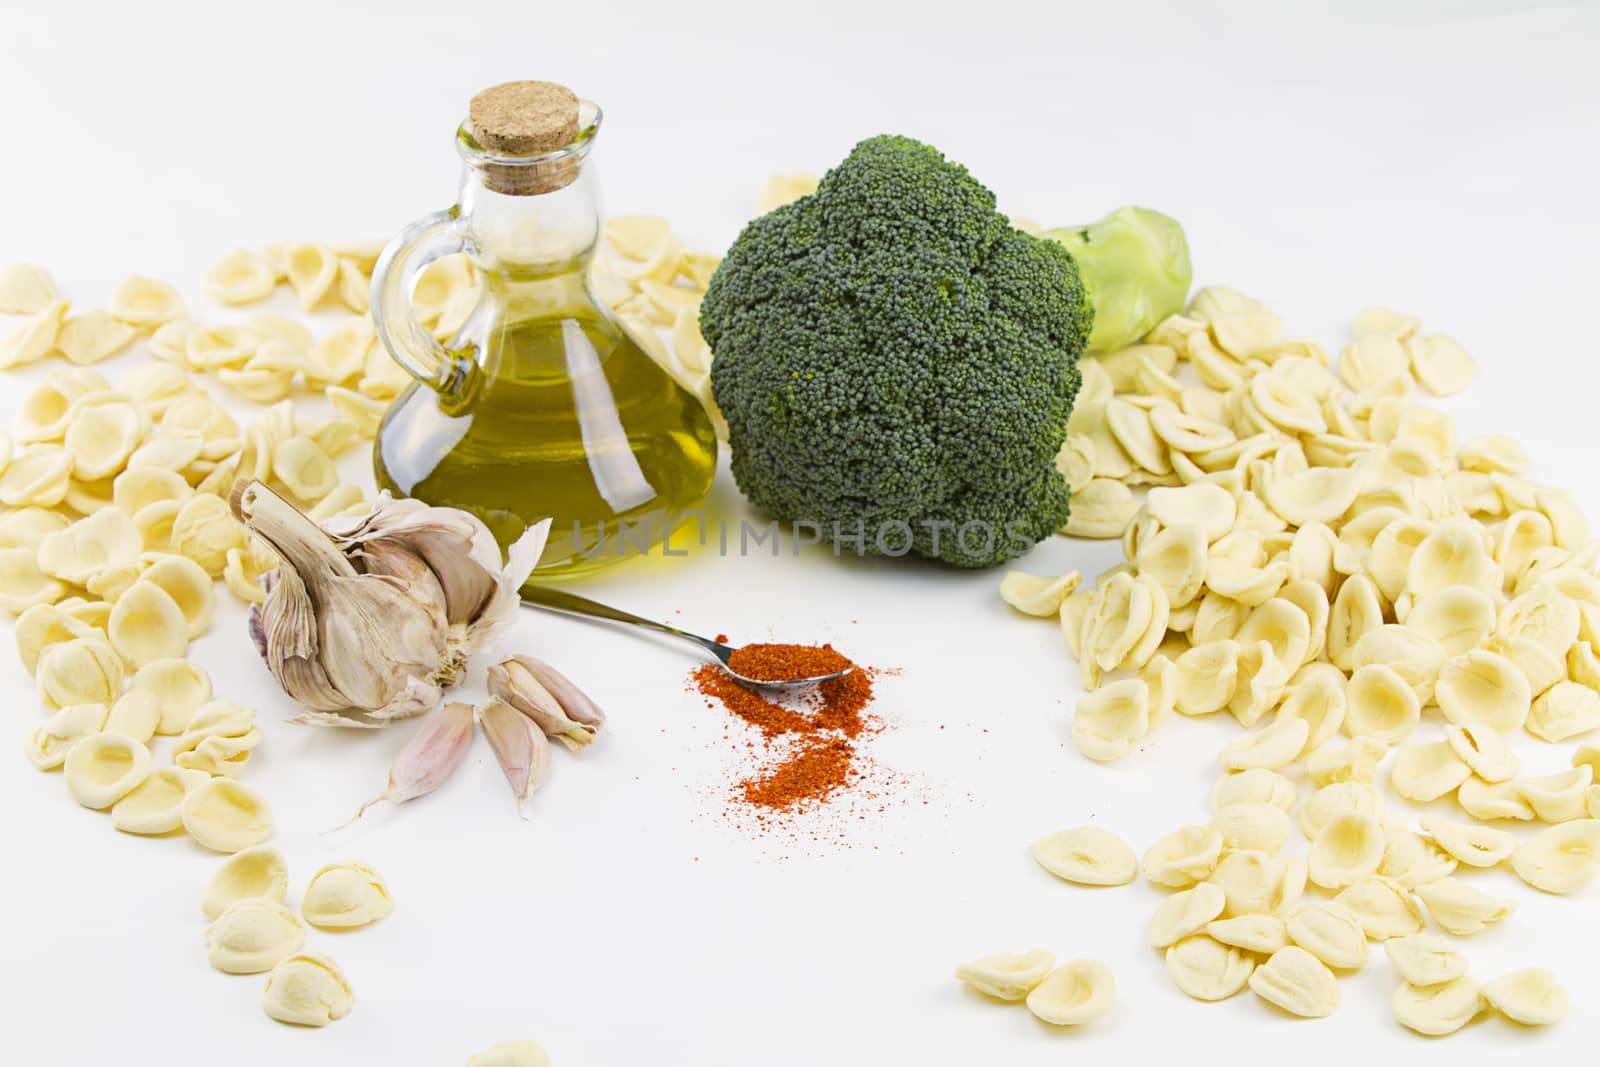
[371,208,470,392]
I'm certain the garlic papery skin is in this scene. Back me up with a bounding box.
[233,481,446,724]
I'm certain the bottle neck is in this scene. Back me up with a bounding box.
[456,161,601,279]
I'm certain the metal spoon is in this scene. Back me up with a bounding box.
[520,586,853,690]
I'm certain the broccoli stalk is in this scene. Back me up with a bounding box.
[700,135,1093,568]
[1041,206,1193,354]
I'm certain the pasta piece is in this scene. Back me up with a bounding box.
[1148,883,1228,949]
[1517,766,1593,823]
[107,274,183,328]
[299,862,395,929]
[1212,851,1301,917]
[1327,574,1384,671]
[0,546,65,615]
[998,570,1080,617]
[132,657,212,735]
[1234,598,1311,680]
[1261,467,1360,527]
[26,702,108,770]
[1308,813,1385,890]
[184,324,258,371]
[1480,968,1567,1027]
[1443,722,1519,783]
[1338,334,1410,391]
[170,493,248,576]
[1409,523,1501,599]
[0,447,74,507]
[1406,334,1478,396]
[37,508,142,585]
[0,263,56,314]
[1392,977,1483,1036]
[36,636,123,708]
[1435,650,1532,732]
[954,949,1054,1001]
[110,766,208,834]
[1249,947,1338,1019]
[1134,524,1208,609]
[1142,826,1223,889]
[204,249,277,304]
[1218,717,1308,772]
[139,555,214,637]
[1421,814,1515,868]
[104,689,161,744]
[467,1042,551,1067]
[1527,681,1600,742]
[1414,878,1516,936]
[1343,664,1420,743]
[1335,877,1424,941]
[283,243,339,309]
[63,732,151,809]
[56,310,137,366]
[1165,935,1255,1001]
[183,778,273,853]
[1030,826,1136,886]
[108,580,189,667]
[1063,478,1139,539]
[1385,934,1467,987]
[1390,741,1471,803]
[1025,960,1115,1026]
[203,847,291,920]
[1284,900,1368,969]
[14,602,99,675]
[1072,679,1150,762]
[261,953,353,1027]
[1204,914,1286,955]
[207,898,306,974]
[1209,802,1289,855]
[174,701,263,777]
[0,298,69,369]
[1509,820,1600,894]
[1351,306,1419,342]
[0,506,69,550]
[1273,664,1345,753]
[1171,640,1238,717]
[1211,769,1295,813]
[1457,777,1535,822]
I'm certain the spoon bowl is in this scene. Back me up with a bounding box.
[520,586,854,690]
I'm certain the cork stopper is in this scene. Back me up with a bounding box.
[467,81,583,195]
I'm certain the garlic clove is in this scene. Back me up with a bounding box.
[352,700,474,821]
[479,697,551,815]
[487,655,604,750]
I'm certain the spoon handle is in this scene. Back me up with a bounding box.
[519,587,729,663]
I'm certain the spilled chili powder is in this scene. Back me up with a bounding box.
[689,642,881,819]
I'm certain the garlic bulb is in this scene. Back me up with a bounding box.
[231,481,547,726]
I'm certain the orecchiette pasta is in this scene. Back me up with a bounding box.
[182,777,273,853]
[1142,826,1224,889]
[1389,741,1471,803]
[1165,935,1256,1001]
[1024,960,1116,1026]
[1148,883,1227,949]
[1414,878,1517,936]
[954,949,1054,1001]
[1249,946,1339,1019]
[63,731,151,809]
[1391,977,1483,1036]
[1031,826,1137,886]
[260,952,354,1027]
[207,898,306,974]
[1480,968,1567,1026]
[1509,819,1600,894]
[110,766,208,835]
[26,702,108,770]
[203,846,291,920]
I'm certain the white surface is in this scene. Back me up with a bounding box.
[3,1,1599,1063]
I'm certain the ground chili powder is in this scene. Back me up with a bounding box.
[689,642,880,820]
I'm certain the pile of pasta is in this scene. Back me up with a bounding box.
[1001,288,1598,1033]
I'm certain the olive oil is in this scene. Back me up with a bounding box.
[370,84,719,581]
[374,306,718,579]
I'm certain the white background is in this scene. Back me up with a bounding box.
[4,1,1600,1063]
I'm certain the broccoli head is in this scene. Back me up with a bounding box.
[700,134,1092,568]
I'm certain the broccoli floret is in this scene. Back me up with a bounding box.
[701,134,1092,568]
